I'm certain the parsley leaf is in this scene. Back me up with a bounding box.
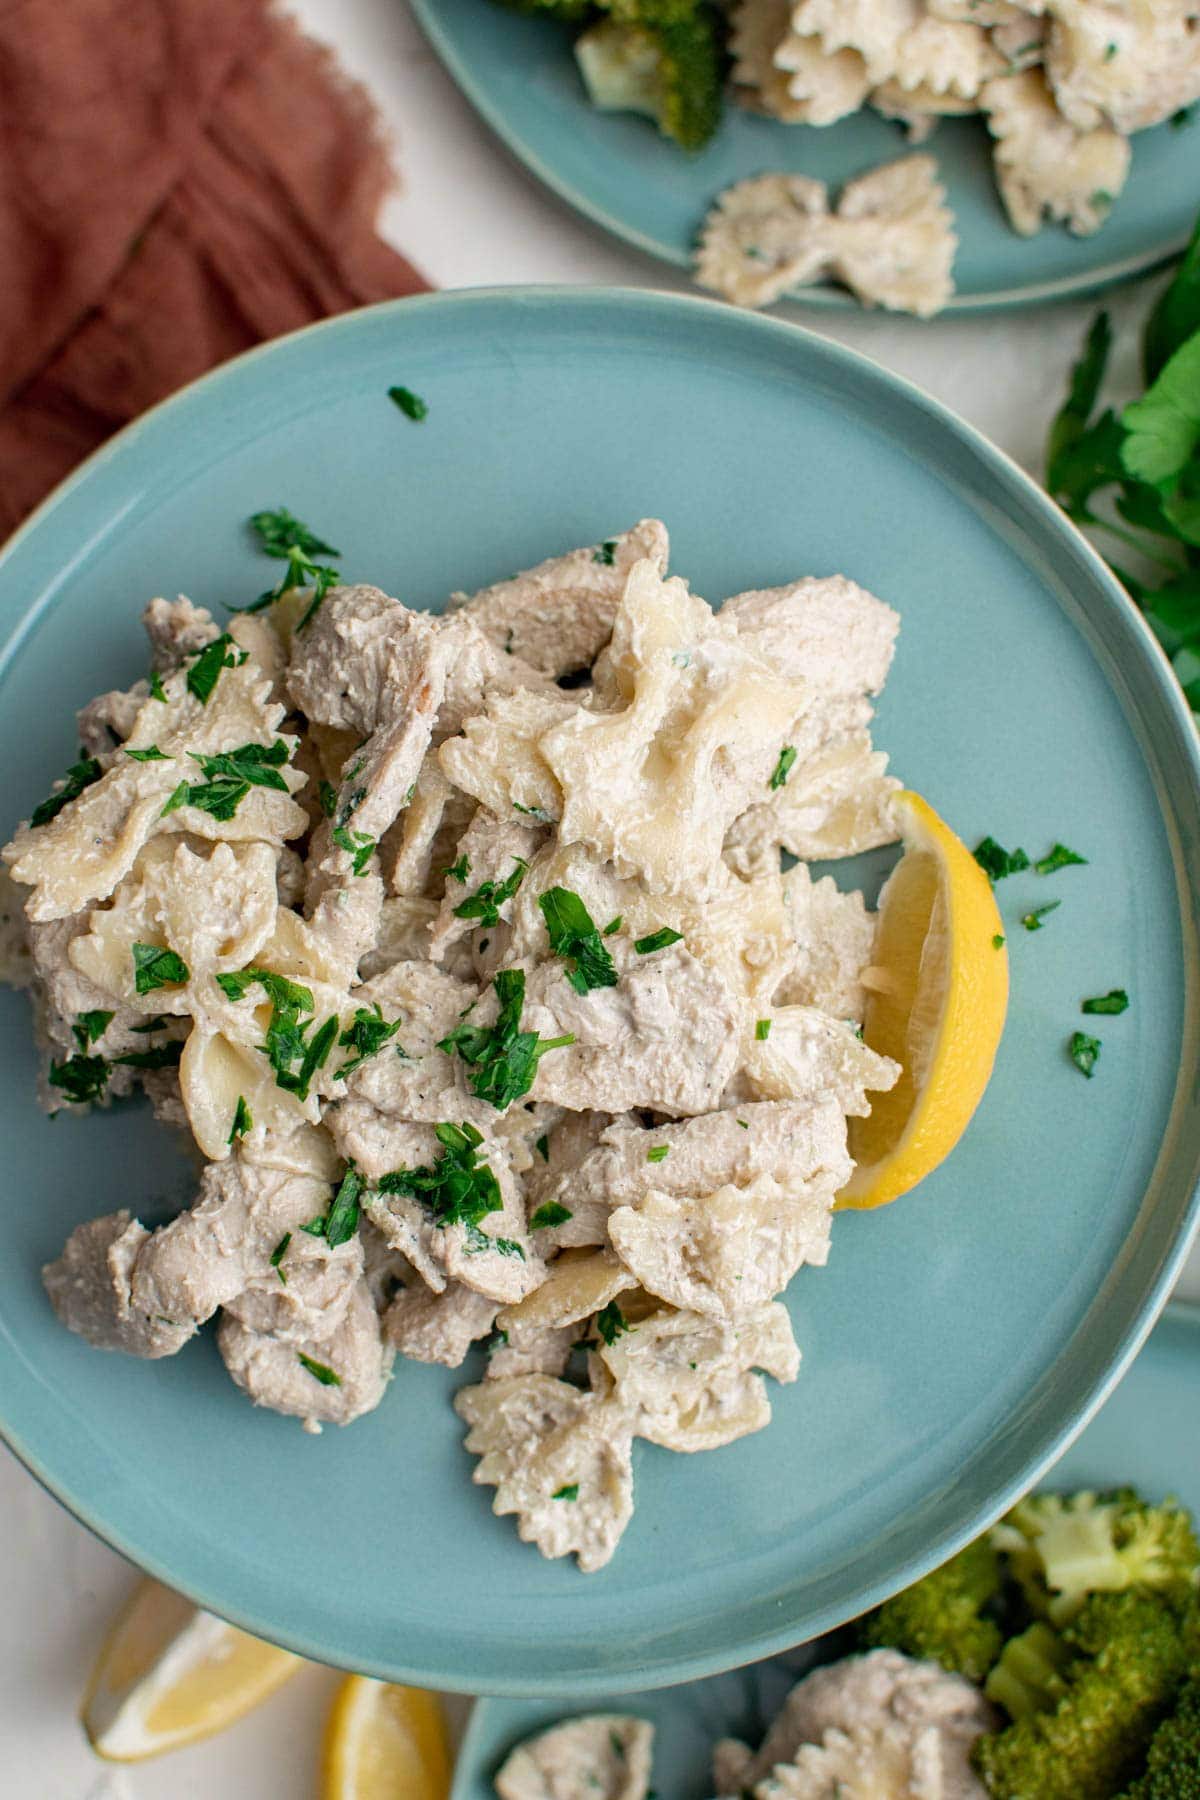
[297,1353,341,1387]
[148,669,168,703]
[1035,842,1088,876]
[1047,312,1116,514]
[592,539,617,565]
[769,746,797,790]
[1082,989,1129,1015]
[124,745,168,762]
[318,780,337,819]
[444,853,470,884]
[379,1121,504,1238]
[634,927,683,955]
[250,507,340,561]
[437,968,573,1111]
[595,1301,630,1346]
[535,1133,550,1162]
[215,968,332,1098]
[602,916,621,937]
[453,859,528,929]
[553,1483,580,1501]
[270,1232,290,1284]
[1122,333,1200,491]
[388,385,428,421]
[539,887,618,994]
[72,1011,113,1051]
[1022,901,1061,932]
[332,824,375,876]
[132,942,190,994]
[31,751,102,828]
[992,934,1006,950]
[228,1095,253,1144]
[186,634,243,705]
[530,1200,572,1229]
[241,510,341,626]
[1070,1031,1101,1078]
[754,1018,771,1041]
[973,837,1031,882]
[647,1145,669,1163]
[1144,215,1200,384]
[323,1167,363,1247]
[335,1003,402,1077]
[191,739,290,791]
[48,1054,109,1106]
[114,1041,183,1071]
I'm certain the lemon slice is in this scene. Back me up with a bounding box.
[82,1578,302,1761]
[839,790,1008,1210]
[321,1675,452,1800]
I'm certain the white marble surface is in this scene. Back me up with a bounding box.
[3,1,1198,1792]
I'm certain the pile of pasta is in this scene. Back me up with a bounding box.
[698,0,1200,313]
[0,521,905,1570]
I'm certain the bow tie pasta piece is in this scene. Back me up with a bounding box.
[329,959,495,1134]
[455,1375,636,1572]
[383,1278,500,1368]
[1044,0,1200,134]
[536,561,811,896]
[594,1301,800,1453]
[871,76,984,139]
[928,0,1035,22]
[738,1006,901,1115]
[494,1716,655,1800]
[448,519,669,680]
[792,0,1001,92]
[438,689,580,824]
[219,1279,393,1430]
[388,755,477,900]
[981,67,1131,235]
[727,729,902,872]
[486,1322,577,1381]
[696,156,956,316]
[722,573,899,697]
[732,0,871,122]
[498,1248,638,1340]
[608,1171,840,1319]
[779,865,878,1023]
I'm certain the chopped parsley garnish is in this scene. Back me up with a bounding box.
[634,927,683,955]
[992,934,1006,950]
[378,1121,503,1245]
[1070,1031,1101,1078]
[48,1054,109,1106]
[530,1200,572,1230]
[332,824,376,876]
[610,1732,625,1760]
[553,1482,580,1501]
[539,887,618,994]
[250,507,339,561]
[242,509,341,628]
[595,1301,631,1346]
[270,1232,291,1283]
[297,1353,341,1387]
[1035,842,1088,876]
[1082,989,1129,1015]
[323,1167,364,1247]
[216,967,312,1008]
[769,746,797,790]
[444,853,471,884]
[535,1133,550,1162]
[124,745,168,762]
[388,385,428,421]
[72,1011,113,1051]
[114,1041,184,1071]
[31,751,102,828]
[148,669,168,703]
[161,739,291,822]
[453,858,528,928]
[512,800,552,822]
[602,916,622,937]
[228,1095,252,1144]
[186,634,244,705]
[754,1018,771,1041]
[647,1145,670,1163]
[737,1118,749,1129]
[1022,902,1061,932]
[973,837,1030,882]
[487,1237,526,1261]
[130,1015,170,1034]
[318,780,337,818]
[592,540,617,566]
[335,1003,402,1077]
[438,968,573,1111]
[215,968,334,1099]
[132,942,190,994]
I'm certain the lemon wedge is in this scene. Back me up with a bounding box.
[82,1578,302,1761]
[839,790,1008,1210]
[321,1675,452,1800]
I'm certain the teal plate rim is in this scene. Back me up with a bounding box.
[406,0,1194,316]
[0,287,1199,1693]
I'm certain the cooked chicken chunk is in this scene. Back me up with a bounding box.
[495,1715,655,1800]
[384,1276,499,1366]
[43,1212,195,1358]
[219,1279,393,1429]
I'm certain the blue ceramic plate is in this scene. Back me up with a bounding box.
[0,290,1198,1695]
[451,1302,1200,1794]
[409,0,1200,312]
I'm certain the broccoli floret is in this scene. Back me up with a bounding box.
[1119,1676,1200,1798]
[857,1537,1004,1683]
[972,1591,1190,1800]
[574,8,724,151]
[985,1620,1074,1720]
[994,1489,1200,1625]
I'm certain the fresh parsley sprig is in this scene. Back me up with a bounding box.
[238,508,342,629]
[438,968,573,1111]
[538,887,618,994]
[335,1003,402,1078]
[30,751,102,828]
[453,859,528,929]
[378,1121,504,1247]
[132,942,190,994]
[215,967,334,1100]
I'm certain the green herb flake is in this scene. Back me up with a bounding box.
[336,1003,402,1078]
[992,934,1006,950]
[595,1301,630,1347]
[388,385,428,421]
[132,942,190,995]
[72,1010,114,1051]
[1035,842,1088,876]
[647,1145,670,1164]
[250,507,340,562]
[215,967,332,1099]
[444,853,471,884]
[453,859,527,929]
[553,1482,580,1501]
[297,1352,341,1387]
[114,1041,183,1072]
[1022,901,1061,932]
[602,916,622,937]
[754,1018,771,1041]
[737,1118,750,1129]
[530,1200,573,1230]
[31,752,102,828]
[1172,106,1195,129]
[318,780,337,819]
[129,1015,169,1034]
[378,1121,504,1237]
[535,1133,550,1162]
[769,745,797,790]
[228,1095,253,1145]
[186,634,243,705]
[332,824,376,876]
[240,510,341,627]
[973,837,1031,882]
[1070,1031,1102,1078]
[592,540,617,566]
[1082,988,1129,1015]
[124,745,168,762]
[634,927,683,955]
[48,1054,110,1106]
[539,886,618,994]
[438,969,573,1111]
[323,1167,363,1248]
[148,669,168,703]
[270,1232,291,1284]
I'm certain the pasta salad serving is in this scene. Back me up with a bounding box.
[0,518,1003,1571]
